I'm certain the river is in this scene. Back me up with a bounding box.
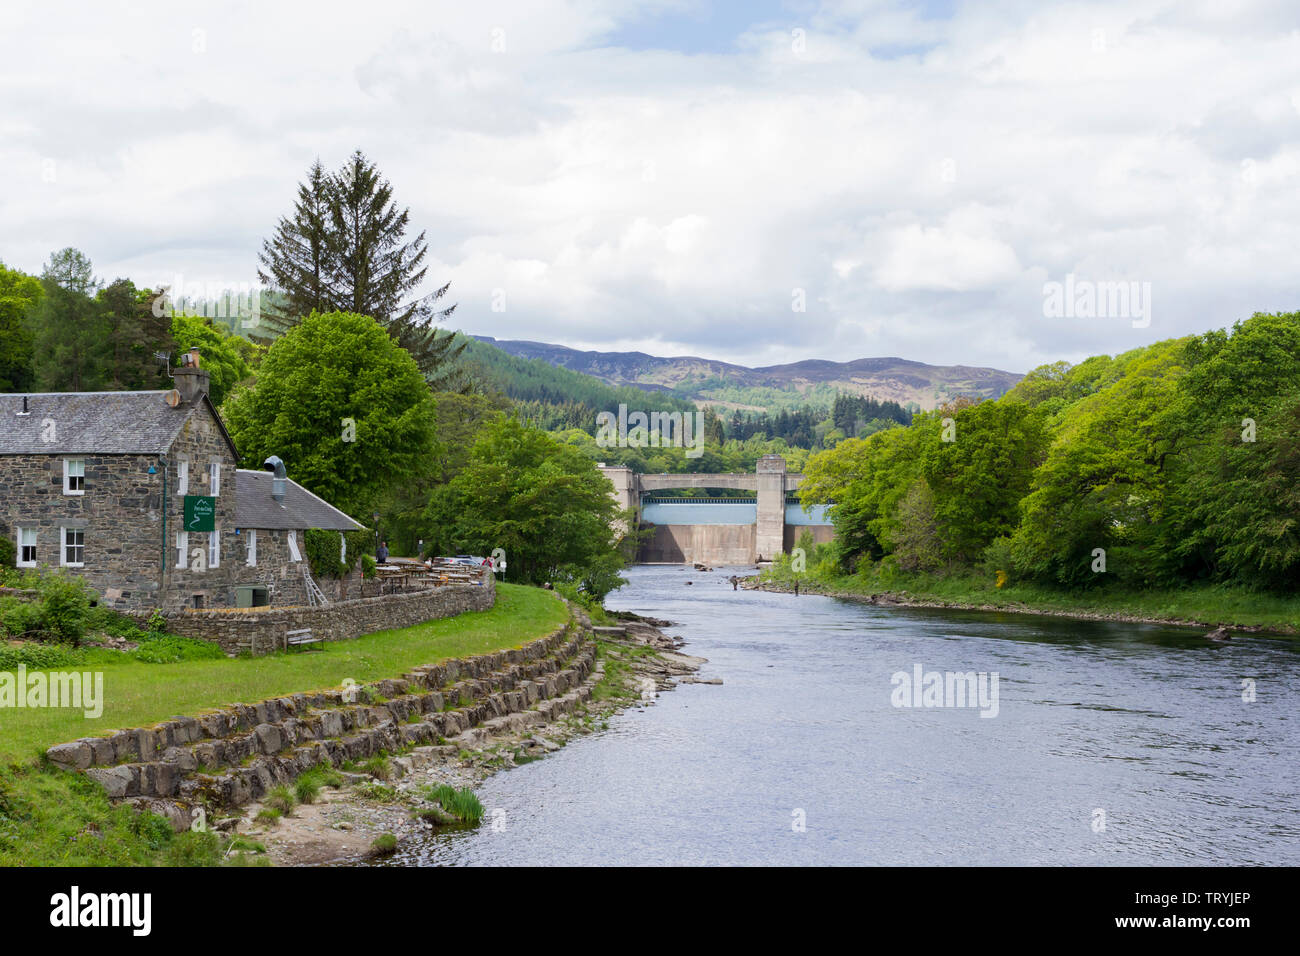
[388,564,1300,866]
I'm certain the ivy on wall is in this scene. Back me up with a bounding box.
[304,528,373,579]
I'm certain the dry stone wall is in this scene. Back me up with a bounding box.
[156,573,495,654]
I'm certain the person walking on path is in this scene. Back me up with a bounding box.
[377,540,389,563]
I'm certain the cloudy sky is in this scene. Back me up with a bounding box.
[3,0,1298,374]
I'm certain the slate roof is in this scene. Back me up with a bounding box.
[235,469,364,532]
[0,391,236,456]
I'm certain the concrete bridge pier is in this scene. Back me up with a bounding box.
[754,454,787,562]
[601,464,637,536]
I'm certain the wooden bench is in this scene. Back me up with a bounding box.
[284,628,323,652]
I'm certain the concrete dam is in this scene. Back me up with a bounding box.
[597,454,834,566]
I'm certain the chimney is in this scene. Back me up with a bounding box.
[173,348,210,404]
[263,455,287,503]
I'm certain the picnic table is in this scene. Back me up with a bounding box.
[372,560,485,593]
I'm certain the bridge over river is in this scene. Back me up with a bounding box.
[597,454,833,565]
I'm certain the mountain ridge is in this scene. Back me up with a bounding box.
[469,335,1022,412]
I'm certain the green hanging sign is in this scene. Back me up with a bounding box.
[184,495,216,532]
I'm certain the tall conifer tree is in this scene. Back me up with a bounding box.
[258,152,465,389]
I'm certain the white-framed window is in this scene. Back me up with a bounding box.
[176,531,188,569]
[63,458,85,495]
[246,529,257,567]
[61,527,84,566]
[340,532,346,563]
[209,461,220,497]
[17,528,37,567]
[208,528,220,569]
[287,531,301,562]
[176,460,189,496]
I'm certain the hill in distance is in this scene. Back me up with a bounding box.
[470,336,1022,413]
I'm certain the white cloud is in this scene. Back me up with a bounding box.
[2,0,1298,374]
[873,217,1023,292]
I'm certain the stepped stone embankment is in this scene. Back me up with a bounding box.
[46,616,596,828]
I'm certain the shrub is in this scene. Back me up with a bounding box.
[980,536,1016,581]
[0,598,42,639]
[360,553,377,580]
[84,605,147,641]
[35,573,92,645]
[0,536,14,569]
[0,641,84,669]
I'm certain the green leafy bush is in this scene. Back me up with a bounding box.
[980,536,1016,580]
[84,605,147,641]
[0,598,42,639]
[0,536,14,569]
[0,641,84,669]
[35,573,91,645]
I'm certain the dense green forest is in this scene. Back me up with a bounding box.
[794,310,1300,594]
[457,334,697,428]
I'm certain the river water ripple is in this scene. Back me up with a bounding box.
[389,565,1300,866]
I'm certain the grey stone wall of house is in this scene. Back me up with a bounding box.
[156,572,496,654]
[158,405,247,611]
[201,527,368,607]
[0,401,300,612]
[231,527,307,606]
[0,451,168,608]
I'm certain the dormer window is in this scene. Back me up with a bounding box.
[63,458,85,495]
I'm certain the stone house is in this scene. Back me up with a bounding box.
[0,349,363,611]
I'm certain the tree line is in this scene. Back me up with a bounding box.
[2,151,628,600]
[799,310,1300,592]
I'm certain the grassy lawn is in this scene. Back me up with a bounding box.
[0,582,567,866]
[0,582,568,765]
[761,566,1300,636]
